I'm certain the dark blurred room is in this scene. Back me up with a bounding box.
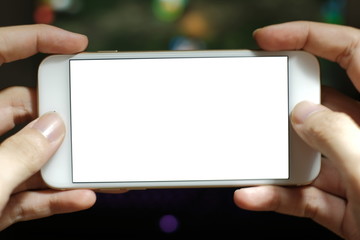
[1,0,358,239]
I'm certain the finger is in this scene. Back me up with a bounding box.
[291,101,360,190]
[12,172,48,194]
[0,24,88,64]
[234,186,346,238]
[253,21,360,90]
[0,189,96,231]
[0,112,65,212]
[321,86,360,125]
[312,157,345,198]
[0,87,37,135]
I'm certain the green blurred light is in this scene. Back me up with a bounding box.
[152,0,187,22]
[321,0,346,24]
[323,12,345,24]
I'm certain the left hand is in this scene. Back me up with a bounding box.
[0,24,96,231]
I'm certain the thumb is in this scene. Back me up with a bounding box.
[291,101,360,184]
[0,112,65,209]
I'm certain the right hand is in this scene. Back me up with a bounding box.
[234,21,360,240]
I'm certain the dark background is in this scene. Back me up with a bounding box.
[0,0,358,239]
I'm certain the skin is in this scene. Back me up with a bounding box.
[0,24,96,231]
[234,21,360,240]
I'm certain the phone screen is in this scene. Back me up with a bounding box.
[69,56,289,183]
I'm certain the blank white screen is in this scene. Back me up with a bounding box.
[70,56,289,183]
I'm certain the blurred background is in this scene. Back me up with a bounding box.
[0,0,358,239]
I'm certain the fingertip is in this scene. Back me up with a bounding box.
[55,190,97,212]
[75,189,97,209]
[252,23,285,50]
[233,188,252,209]
[253,21,310,51]
[252,27,263,38]
[34,24,88,54]
[68,32,88,52]
[234,186,277,211]
[291,101,328,126]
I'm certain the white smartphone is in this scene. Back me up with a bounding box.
[38,50,321,190]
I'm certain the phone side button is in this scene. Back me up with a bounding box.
[97,189,129,193]
[96,50,118,53]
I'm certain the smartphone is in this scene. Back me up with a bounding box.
[38,50,321,190]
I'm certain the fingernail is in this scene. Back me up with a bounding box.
[252,28,262,37]
[291,101,328,125]
[32,112,65,143]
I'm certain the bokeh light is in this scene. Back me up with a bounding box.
[321,0,346,24]
[50,0,73,11]
[159,214,179,233]
[179,11,210,38]
[33,3,55,24]
[169,36,206,50]
[34,0,84,24]
[152,0,187,22]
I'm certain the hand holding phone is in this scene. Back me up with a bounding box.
[0,24,96,231]
[39,50,321,190]
[234,21,360,240]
